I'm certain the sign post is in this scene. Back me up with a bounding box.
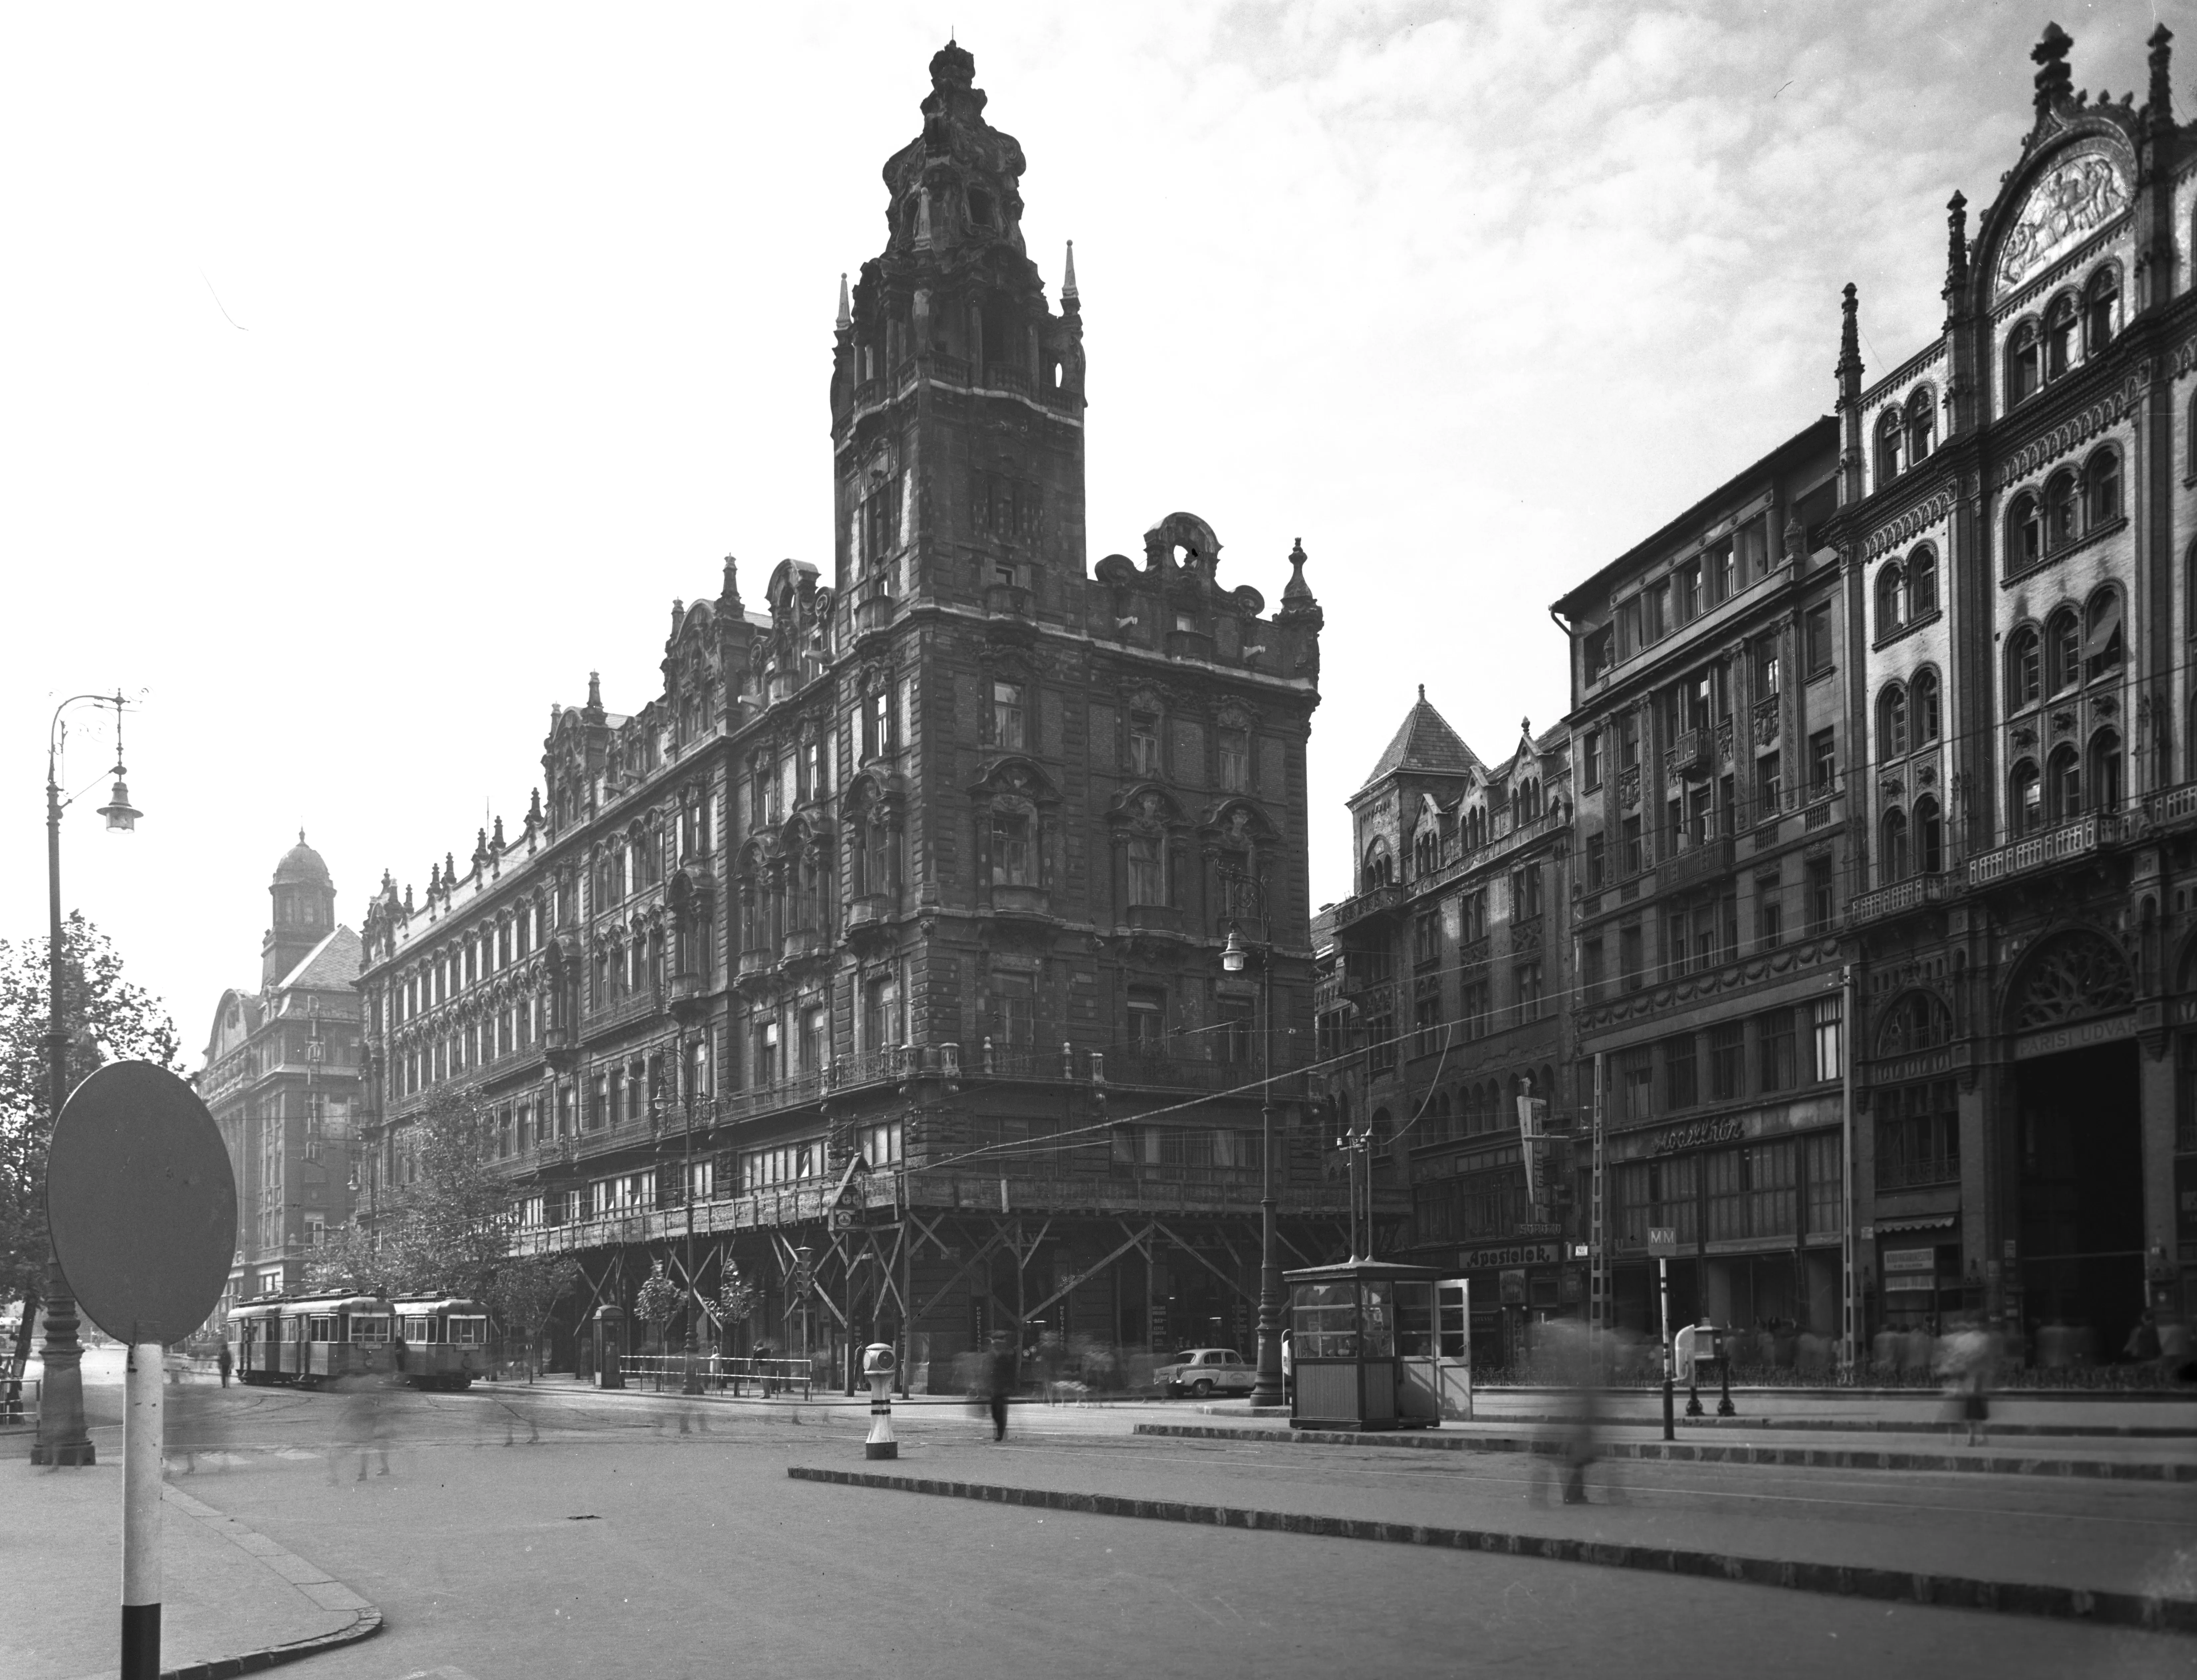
[45,1061,237,1680]
[1648,1226,1678,1442]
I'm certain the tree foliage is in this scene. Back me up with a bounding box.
[305,1084,510,1303]
[484,1254,582,1381]
[0,913,183,1305]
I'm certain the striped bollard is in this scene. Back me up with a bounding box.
[862,1343,898,1460]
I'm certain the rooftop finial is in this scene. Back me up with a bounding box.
[1062,239,1079,302]
[836,272,851,330]
[2032,22,2074,120]
[2148,24,2174,124]
[587,670,602,709]
[1836,282,1862,384]
[298,827,306,845]
[1418,684,1426,702]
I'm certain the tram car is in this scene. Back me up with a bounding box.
[392,1297,492,1389]
[225,1291,395,1387]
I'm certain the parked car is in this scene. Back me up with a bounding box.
[1154,1347,1255,1398]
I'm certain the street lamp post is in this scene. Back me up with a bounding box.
[31,692,141,1468]
[1217,867,1284,1412]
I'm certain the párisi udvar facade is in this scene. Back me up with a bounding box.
[1838,23,2197,1355]
[354,42,1342,1386]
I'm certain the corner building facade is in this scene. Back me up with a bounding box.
[1553,422,1856,1351]
[197,836,364,1312]
[356,44,1335,1386]
[1837,25,2197,1352]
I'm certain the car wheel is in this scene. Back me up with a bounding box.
[1191,1379,1214,1397]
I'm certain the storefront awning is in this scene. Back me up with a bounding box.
[1875,1212,1956,1234]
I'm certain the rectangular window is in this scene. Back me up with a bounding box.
[799,1006,825,1076]
[991,811,1032,887]
[1586,833,1606,891]
[1805,857,1834,934]
[1737,516,1769,578]
[1754,635,1781,698]
[1664,909,1689,980]
[1619,713,1640,770]
[1756,752,1781,822]
[1461,980,1492,1040]
[1664,1034,1698,1110]
[864,976,902,1054]
[1622,815,1644,876]
[1808,728,1836,797]
[1618,923,1644,993]
[1758,1008,1797,1093]
[1811,997,1843,1084]
[1709,535,1736,601]
[1126,986,1166,1048]
[1413,994,1442,1058]
[1804,1131,1844,1237]
[1461,888,1488,943]
[1129,712,1161,777]
[1876,1081,1960,1190]
[1755,873,1783,949]
[1515,962,1544,1022]
[1645,581,1669,641]
[1583,729,1602,789]
[1677,561,1701,622]
[1585,627,1613,682]
[991,973,1036,1052]
[992,681,1026,751]
[1708,1021,1746,1101]
[1127,835,1164,906]
[1804,602,1833,675]
[1619,598,1643,659]
[1218,728,1250,792]
[1582,937,1604,1001]
[1615,1045,1655,1123]
[753,1019,779,1087]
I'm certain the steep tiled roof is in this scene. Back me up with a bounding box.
[276,926,363,994]
[1359,689,1480,788]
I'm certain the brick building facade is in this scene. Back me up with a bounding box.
[354,43,1342,1385]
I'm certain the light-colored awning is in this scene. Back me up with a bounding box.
[1875,1212,1956,1235]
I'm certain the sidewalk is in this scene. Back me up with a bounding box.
[0,1460,380,1680]
[788,1425,2197,1633]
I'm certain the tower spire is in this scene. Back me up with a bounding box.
[836,272,851,330]
[1062,239,1079,304]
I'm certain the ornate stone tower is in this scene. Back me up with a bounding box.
[263,831,336,989]
[830,40,1087,615]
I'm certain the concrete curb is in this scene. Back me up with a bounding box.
[158,1486,383,1679]
[787,1465,2197,1636]
[1136,1421,2197,1480]
[1432,1413,2197,1440]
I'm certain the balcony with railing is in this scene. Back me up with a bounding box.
[1331,881,1403,929]
[984,581,1035,621]
[1965,812,2117,890]
[1658,831,1733,893]
[1877,1152,1959,1192]
[1846,871,1948,929]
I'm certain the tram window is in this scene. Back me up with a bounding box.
[307,1315,336,1342]
[353,1316,391,1345]
[449,1318,487,1346]
[403,1316,430,1342]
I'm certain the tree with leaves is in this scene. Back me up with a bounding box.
[306,1083,511,1302]
[1,914,183,1399]
[484,1254,582,1382]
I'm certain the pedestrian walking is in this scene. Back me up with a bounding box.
[1279,1328,1294,1405]
[983,1331,1016,1442]
[2122,1311,2161,1367]
[1936,1319,1996,1447]
[2157,1316,2194,1384]
[217,1342,232,1388]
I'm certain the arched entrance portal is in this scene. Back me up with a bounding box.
[2005,929,2142,1360]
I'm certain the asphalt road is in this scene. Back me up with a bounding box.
[94,1380,2197,1678]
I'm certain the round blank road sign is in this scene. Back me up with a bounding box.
[47,1060,238,1345]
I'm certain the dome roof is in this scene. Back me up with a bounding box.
[273,830,332,889]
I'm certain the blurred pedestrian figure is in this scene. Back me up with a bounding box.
[1279,1328,1294,1405]
[1871,1324,1899,1378]
[1936,1319,1996,1447]
[1899,1321,1934,1381]
[2123,1311,2161,1367]
[216,1342,232,1387]
[983,1331,1016,1442]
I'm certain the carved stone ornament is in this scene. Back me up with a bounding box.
[1993,142,2129,300]
[2010,929,2135,1031]
[1618,767,1640,811]
[1880,775,1904,800]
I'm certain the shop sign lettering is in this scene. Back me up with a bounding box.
[2012,1012,2135,1061]
[1648,1115,1746,1157]
[1457,1241,1557,1270]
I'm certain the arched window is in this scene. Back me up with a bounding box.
[2088,728,2123,814]
[1907,546,1937,619]
[2007,626,2041,710]
[2083,586,2123,684]
[2044,471,2078,549]
[2010,760,2042,837]
[1913,668,1941,745]
[1914,795,1944,875]
[2008,492,2042,571]
[1875,409,1903,485]
[1880,807,1909,884]
[2046,607,2081,693]
[2083,265,2119,357]
[1362,837,1392,892]
[1876,683,1909,759]
[1906,388,1935,464]
[1875,563,1905,636]
[1412,827,1439,878]
[2083,449,2121,528]
[2046,744,2082,822]
[2044,293,2077,380]
[2007,320,2041,404]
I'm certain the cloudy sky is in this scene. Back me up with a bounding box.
[0,1,2174,1052]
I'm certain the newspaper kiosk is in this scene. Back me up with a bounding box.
[1285,1258,1446,1430]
